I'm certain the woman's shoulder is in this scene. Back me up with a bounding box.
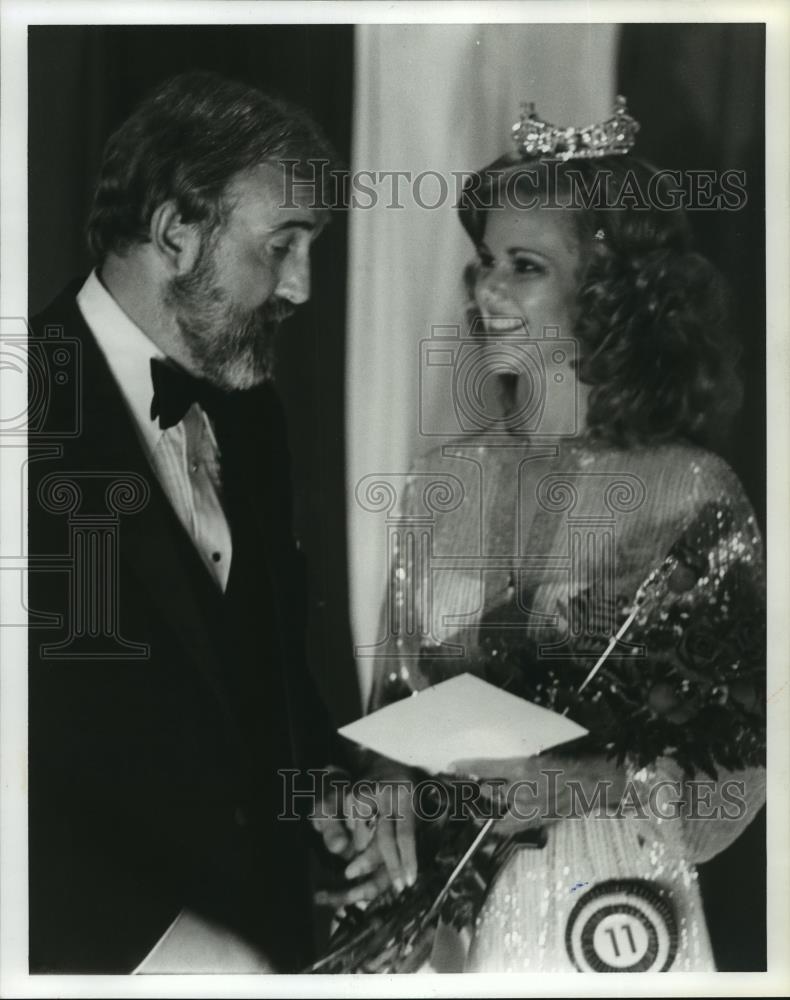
[566,438,760,550]
[581,438,751,504]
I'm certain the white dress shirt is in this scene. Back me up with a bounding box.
[77,270,232,590]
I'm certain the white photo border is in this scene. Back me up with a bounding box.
[2,1,788,997]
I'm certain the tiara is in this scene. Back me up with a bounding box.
[511,95,639,162]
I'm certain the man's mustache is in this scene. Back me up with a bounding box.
[260,296,296,326]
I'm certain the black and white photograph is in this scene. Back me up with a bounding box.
[1,1,788,995]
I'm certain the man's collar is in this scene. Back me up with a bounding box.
[76,269,167,451]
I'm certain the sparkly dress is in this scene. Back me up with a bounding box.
[366,434,766,973]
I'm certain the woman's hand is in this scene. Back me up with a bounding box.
[449,751,627,834]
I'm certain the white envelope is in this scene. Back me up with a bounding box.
[339,673,588,774]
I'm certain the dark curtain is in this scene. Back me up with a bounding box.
[619,23,766,971]
[28,25,361,730]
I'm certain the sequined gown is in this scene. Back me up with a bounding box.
[366,434,766,973]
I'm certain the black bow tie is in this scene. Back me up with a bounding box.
[149,357,225,430]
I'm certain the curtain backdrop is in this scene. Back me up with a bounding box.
[346,23,618,705]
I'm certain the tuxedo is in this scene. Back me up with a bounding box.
[28,280,338,973]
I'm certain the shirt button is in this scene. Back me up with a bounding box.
[191,461,200,473]
[234,806,248,828]
[212,552,221,562]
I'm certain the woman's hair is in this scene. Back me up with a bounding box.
[86,71,337,261]
[459,154,742,448]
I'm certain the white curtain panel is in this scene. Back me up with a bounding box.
[347,23,619,705]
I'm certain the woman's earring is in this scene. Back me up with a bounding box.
[593,228,606,242]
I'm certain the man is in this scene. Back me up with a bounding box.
[28,70,365,974]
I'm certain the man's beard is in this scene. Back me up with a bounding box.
[165,236,294,391]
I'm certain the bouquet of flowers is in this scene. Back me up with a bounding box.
[474,498,766,779]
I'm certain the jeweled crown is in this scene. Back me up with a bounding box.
[511,95,639,162]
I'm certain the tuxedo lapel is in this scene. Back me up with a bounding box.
[37,287,243,755]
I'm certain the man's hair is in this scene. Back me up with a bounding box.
[86,71,337,261]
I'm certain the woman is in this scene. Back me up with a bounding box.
[363,100,766,973]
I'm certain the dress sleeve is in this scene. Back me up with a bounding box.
[625,755,766,866]
[616,453,766,863]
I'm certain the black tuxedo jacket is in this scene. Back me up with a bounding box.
[28,281,338,973]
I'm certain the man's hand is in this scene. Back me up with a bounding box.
[309,768,353,858]
[311,776,418,909]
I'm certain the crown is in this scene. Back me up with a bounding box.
[511,95,639,162]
